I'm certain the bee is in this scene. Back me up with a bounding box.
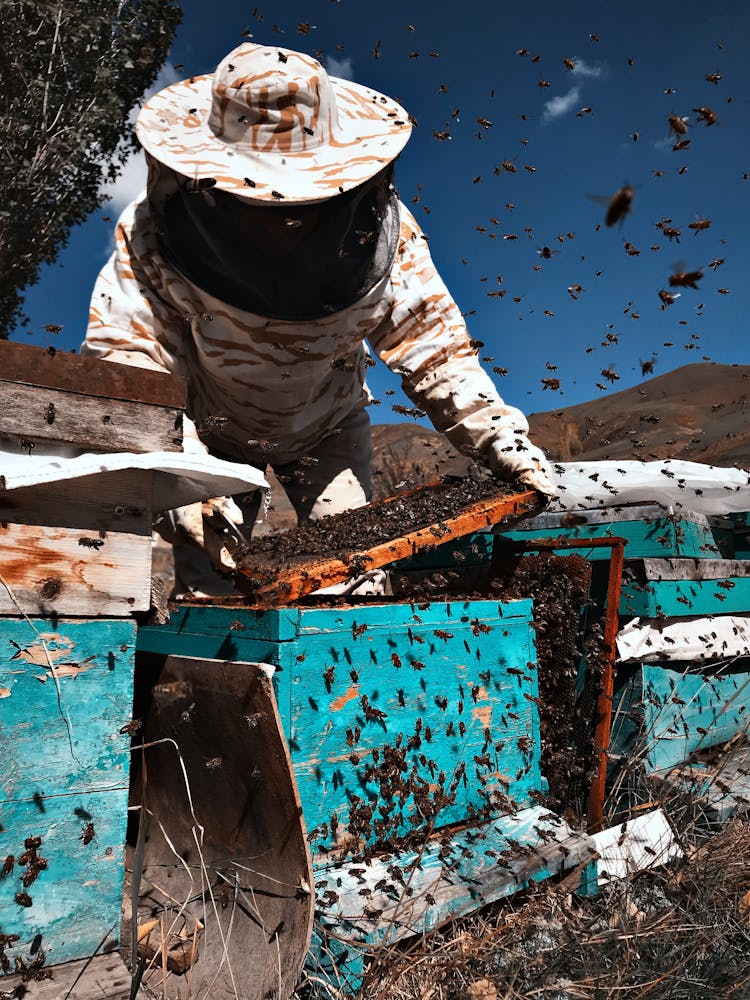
[662,227,681,242]
[694,106,717,126]
[15,892,33,908]
[669,268,703,289]
[563,57,575,70]
[705,72,721,85]
[80,823,95,845]
[668,114,688,137]
[476,117,493,129]
[185,176,217,194]
[119,718,142,736]
[541,377,560,391]
[604,185,634,226]
[688,217,711,233]
[708,258,725,270]
[2,856,14,876]
[78,537,105,549]
[672,138,690,151]
[658,289,678,308]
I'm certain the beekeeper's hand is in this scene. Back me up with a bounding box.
[487,430,556,498]
[172,496,245,572]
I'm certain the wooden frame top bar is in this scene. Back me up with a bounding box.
[0,341,187,408]
[236,488,543,607]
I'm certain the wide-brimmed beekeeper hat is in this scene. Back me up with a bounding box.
[136,42,412,204]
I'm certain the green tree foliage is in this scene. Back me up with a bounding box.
[0,0,181,335]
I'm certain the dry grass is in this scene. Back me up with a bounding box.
[298,813,750,1000]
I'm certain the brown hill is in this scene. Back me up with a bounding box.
[371,364,750,491]
[527,362,750,468]
[258,363,749,531]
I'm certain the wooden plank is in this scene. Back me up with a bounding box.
[501,519,724,561]
[0,469,152,534]
[0,522,151,615]
[0,340,186,408]
[0,618,135,968]
[620,576,750,618]
[634,558,750,581]
[0,952,134,1000]
[135,655,314,1000]
[0,381,183,453]
[311,804,596,992]
[235,489,542,607]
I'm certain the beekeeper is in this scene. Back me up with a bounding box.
[82,42,554,595]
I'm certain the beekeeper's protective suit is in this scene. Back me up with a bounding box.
[82,43,554,595]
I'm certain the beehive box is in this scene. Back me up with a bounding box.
[0,341,186,454]
[619,558,750,617]
[610,659,750,773]
[0,617,136,969]
[0,469,154,615]
[138,598,544,858]
[497,503,732,561]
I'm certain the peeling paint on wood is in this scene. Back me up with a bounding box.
[0,617,136,968]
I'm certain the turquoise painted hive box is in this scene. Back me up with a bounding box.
[138,598,543,859]
[0,617,136,970]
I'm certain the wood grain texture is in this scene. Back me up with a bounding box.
[0,469,152,534]
[311,804,597,991]
[135,655,314,1000]
[0,340,186,408]
[0,952,134,999]
[0,381,183,453]
[0,522,152,615]
[0,618,136,968]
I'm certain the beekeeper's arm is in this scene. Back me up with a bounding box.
[369,208,555,496]
[81,206,246,568]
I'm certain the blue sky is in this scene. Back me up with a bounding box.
[18,0,750,424]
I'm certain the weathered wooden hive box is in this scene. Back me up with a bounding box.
[0,344,186,978]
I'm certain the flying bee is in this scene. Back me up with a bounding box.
[694,106,717,126]
[668,114,688,137]
[603,185,634,227]
[563,57,575,70]
[688,217,711,233]
[669,268,703,289]
[658,289,679,309]
[705,72,721,85]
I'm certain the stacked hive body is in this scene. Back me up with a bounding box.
[138,597,597,989]
[498,502,750,818]
[0,343,185,982]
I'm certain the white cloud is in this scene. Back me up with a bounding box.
[542,86,581,122]
[99,62,183,216]
[326,55,354,80]
[571,58,603,79]
[101,148,148,217]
